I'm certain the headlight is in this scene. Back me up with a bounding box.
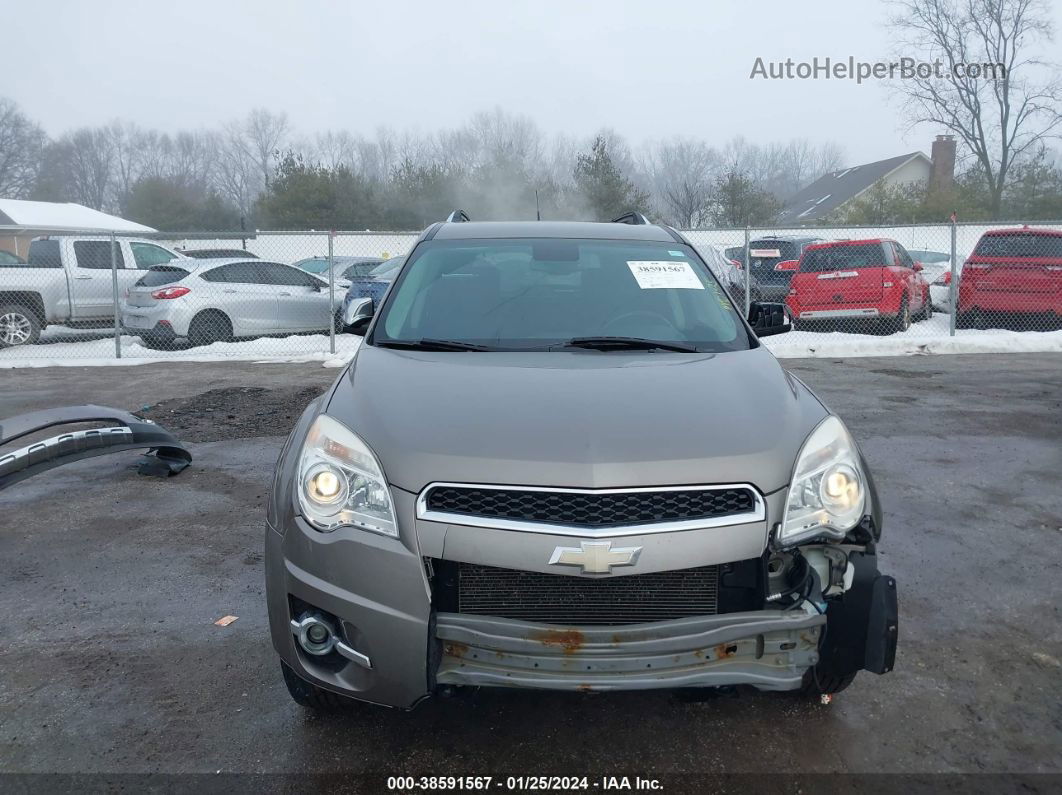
[779,416,866,547]
[296,414,398,537]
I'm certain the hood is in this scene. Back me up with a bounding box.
[326,345,828,495]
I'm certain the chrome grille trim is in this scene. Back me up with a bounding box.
[416,481,765,537]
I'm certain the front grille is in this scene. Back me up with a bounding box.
[455,562,719,625]
[424,485,755,528]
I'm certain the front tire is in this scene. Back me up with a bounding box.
[0,303,42,348]
[281,662,355,711]
[801,668,857,696]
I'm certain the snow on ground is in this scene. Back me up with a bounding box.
[1,331,360,369]
[761,313,1062,358]
[4,313,1062,368]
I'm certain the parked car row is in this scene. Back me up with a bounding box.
[707,236,933,334]
[2,227,1060,348]
[0,236,388,348]
[954,227,1062,329]
[702,227,1062,335]
[123,259,341,349]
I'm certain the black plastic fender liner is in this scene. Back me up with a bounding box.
[0,404,192,491]
[817,551,899,679]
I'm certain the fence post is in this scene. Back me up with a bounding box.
[949,219,958,336]
[110,232,121,359]
[328,231,336,355]
[743,224,751,315]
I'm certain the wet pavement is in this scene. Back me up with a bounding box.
[1,354,1060,779]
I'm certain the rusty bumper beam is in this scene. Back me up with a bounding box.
[0,404,192,491]
[435,610,826,692]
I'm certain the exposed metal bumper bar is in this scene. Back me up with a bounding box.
[0,404,192,491]
[435,610,825,692]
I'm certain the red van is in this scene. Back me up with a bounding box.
[786,239,931,333]
[957,227,1062,329]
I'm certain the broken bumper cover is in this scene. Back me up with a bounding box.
[435,610,825,692]
[0,404,192,490]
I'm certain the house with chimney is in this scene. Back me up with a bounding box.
[777,135,957,224]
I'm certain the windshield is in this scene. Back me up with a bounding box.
[907,250,950,263]
[800,243,887,272]
[974,233,1062,258]
[134,265,191,287]
[371,239,748,352]
[297,258,330,274]
[368,257,404,279]
[748,239,802,268]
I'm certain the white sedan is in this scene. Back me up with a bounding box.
[907,249,961,312]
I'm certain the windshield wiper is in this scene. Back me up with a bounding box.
[375,338,491,352]
[557,336,699,353]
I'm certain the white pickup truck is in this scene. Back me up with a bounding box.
[0,236,186,347]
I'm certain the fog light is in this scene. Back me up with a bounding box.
[291,613,337,656]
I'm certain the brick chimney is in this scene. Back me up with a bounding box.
[929,134,956,194]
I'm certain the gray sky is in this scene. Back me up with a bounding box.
[6,0,1061,166]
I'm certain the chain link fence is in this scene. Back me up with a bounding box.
[1,221,1060,364]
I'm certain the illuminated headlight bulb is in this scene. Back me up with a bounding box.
[304,463,347,507]
[820,463,860,509]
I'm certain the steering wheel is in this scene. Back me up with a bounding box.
[600,310,678,337]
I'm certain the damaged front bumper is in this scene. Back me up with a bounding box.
[0,404,192,491]
[435,610,824,692]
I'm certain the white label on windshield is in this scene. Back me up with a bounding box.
[750,248,781,258]
[626,261,704,290]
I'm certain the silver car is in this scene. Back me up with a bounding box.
[267,217,897,710]
[122,258,340,348]
[293,256,385,289]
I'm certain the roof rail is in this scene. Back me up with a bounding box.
[611,212,651,225]
[446,210,471,223]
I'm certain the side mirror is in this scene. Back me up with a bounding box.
[912,262,924,272]
[748,301,791,337]
[343,296,374,336]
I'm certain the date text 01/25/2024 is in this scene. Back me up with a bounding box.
[385,776,663,791]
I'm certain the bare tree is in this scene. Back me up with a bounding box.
[53,128,116,210]
[642,138,720,227]
[466,108,543,170]
[214,137,259,219]
[216,109,290,215]
[168,130,218,187]
[768,139,846,198]
[311,130,358,171]
[888,0,1062,214]
[0,97,46,198]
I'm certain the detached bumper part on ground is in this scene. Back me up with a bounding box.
[0,404,191,490]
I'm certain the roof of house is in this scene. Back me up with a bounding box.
[0,199,156,233]
[776,152,931,224]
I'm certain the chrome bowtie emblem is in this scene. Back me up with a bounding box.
[548,540,642,574]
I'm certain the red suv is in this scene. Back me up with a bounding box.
[786,239,931,334]
[957,227,1062,329]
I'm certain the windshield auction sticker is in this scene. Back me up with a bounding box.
[627,261,704,290]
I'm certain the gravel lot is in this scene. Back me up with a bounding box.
[1,354,1060,783]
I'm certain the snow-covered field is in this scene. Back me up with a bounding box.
[4,314,1062,368]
